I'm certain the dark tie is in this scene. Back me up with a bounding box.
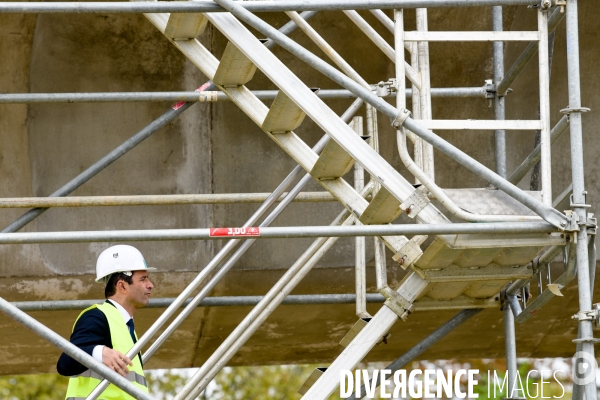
[127,319,143,367]
[126,319,137,344]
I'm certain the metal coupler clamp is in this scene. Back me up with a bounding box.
[400,187,431,219]
[571,307,598,324]
[554,0,566,12]
[587,213,597,235]
[560,106,591,115]
[380,286,414,321]
[484,79,496,99]
[560,212,580,232]
[391,108,411,129]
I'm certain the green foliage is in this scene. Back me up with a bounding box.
[211,364,316,400]
[0,373,68,400]
[146,369,194,400]
[146,365,320,399]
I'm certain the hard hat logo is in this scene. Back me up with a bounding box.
[95,245,156,283]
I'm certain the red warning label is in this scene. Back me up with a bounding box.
[172,82,212,110]
[209,227,261,237]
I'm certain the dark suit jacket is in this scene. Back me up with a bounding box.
[56,301,114,376]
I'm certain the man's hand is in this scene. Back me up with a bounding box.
[102,347,133,377]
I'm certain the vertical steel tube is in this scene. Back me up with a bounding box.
[493,6,506,178]
[565,1,596,398]
[495,7,517,397]
[394,8,413,189]
[538,264,544,296]
[574,238,597,399]
[589,236,596,293]
[353,117,369,318]
[416,8,434,180]
[504,304,518,398]
[410,42,424,174]
[537,8,552,205]
[394,9,406,111]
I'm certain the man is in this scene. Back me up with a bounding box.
[57,244,155,399]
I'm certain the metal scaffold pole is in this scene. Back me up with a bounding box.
[492,6,517,399]
[0,0,542,14]
[564,1,596,399]
[493,6,506,179]
[0,87,489,104]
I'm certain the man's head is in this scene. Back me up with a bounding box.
[96,245,156,312]
[105,270,154,310]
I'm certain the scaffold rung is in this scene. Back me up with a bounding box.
[164,12,208,40]
[212,41,261,86]
[404,31,540,42]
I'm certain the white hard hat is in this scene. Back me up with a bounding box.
[96,245,156,283]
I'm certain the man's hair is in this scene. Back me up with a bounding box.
[105,272,133,298]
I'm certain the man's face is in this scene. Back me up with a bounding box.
[125,270,154,308]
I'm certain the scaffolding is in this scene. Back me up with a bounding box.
[0,0,596,399]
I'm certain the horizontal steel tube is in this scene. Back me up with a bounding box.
[0,222,556,244]
[0,192,336,208]
[0,87,487,103]
[12,294,498,312]
[11,294,387,312]
[0,1,540,14]
[421,119,540,130]
[404,31,539,41]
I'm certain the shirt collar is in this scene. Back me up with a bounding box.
[107,299,133,323]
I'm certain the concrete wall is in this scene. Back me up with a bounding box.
[0,4,598,374]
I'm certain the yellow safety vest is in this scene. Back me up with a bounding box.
[65,302,148,400]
